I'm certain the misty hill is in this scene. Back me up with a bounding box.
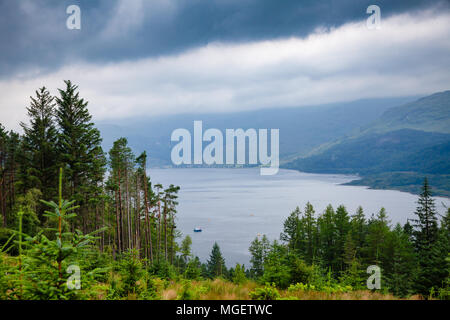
[98,96,415,166]
[284,91,450,196]
[364,90,450,134]
[284,129,450,175]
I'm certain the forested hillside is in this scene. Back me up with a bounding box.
[285,91,450,196]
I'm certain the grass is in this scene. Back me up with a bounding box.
[0,253,426,300]
[83,277,422,300]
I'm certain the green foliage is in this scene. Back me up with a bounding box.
[184,257,202,280]
[261,241,291,289]
[232,264,247,284]
[148,259,177,280]
[11,189,41,237]
[180,235,192,263]
[116,250,144,296]
[19,87,58,208]
[412,179,441,296]
[339,259,365,290]
[249,234,270,279]
[207,242,226,278]
[2,168,106,300]
[256,195,449,298]
[280,206,302,252]
[139,275,159,300]
[249,283,280,300]
[55,80,106,230]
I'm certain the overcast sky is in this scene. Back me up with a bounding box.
[1,0,450,130]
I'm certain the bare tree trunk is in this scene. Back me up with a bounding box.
[158,200,161,262]
[170,211,175,265]
[135,176,140,256]
[143,170,153,263]
[1,173,6,227]
[118,168,125,253]
[164,198,168,262]
[125,167,132,250]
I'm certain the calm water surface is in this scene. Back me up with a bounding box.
[149,168,449,266]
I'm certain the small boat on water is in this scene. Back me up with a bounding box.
[194,227,202,233]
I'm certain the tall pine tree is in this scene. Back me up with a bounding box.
[207,242,226,278]
[55,80,106,232]
[412,178,439,296]
[19,87,58,216]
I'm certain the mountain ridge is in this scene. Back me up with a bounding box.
[284,90,450,196]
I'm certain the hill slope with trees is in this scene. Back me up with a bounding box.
[284,91,450,196]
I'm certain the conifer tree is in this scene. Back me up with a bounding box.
[0,126,21,227]
[108,138,134,252]
[333,205,351,272]
[412,178,440,295]
[20,87,58,218]
[364,208,390,267]
[302,202,317,264]
[280,206,301,252]
[249,234,270,279]
[0,124,8,227]
[207,242,226,278]
[55,80,106,232]
[318,205,336,269]
[350,206,367,256]
[429,209,450,294]
[384,224,417,297]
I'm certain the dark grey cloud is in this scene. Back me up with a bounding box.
[1,0,448,78]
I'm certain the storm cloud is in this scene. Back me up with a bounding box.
[0,0,450,131]
[0,0,447,76]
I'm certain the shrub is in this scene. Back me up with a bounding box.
[177,280,198,300]
[139,275,159,300]
[249,283,281,300]
[232,264,247,285]
[184,258,202,280]
[117,250,144,296]
[148,260,176,280]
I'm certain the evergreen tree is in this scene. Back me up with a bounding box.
[0,124,6,227]
[261,240,292,288]
[280,206,301,252]
[184,256,202,280]
[430,209,450,294]
[350,206,367,257]
[55,80,106,232]
[162,184,180,264]
[317,204,336,269]
[412,178,440,296]
[403,219,414,241]
[302,202,317,264]
[20,87,58,218]
[108,138,134,253]
[384,224,417,297]
[333,205,351,272]
[364,208,390,267]
[249,234,270,279]
[180,235,192,264]
[207,242,226,278]
[232,263,247,284]
[0,126,21,228]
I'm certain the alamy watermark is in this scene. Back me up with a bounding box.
[171,121,279,175]
[366,265,381,290]
[66,5,81,30]
[366,5,381,30]
[67,264,81,290]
